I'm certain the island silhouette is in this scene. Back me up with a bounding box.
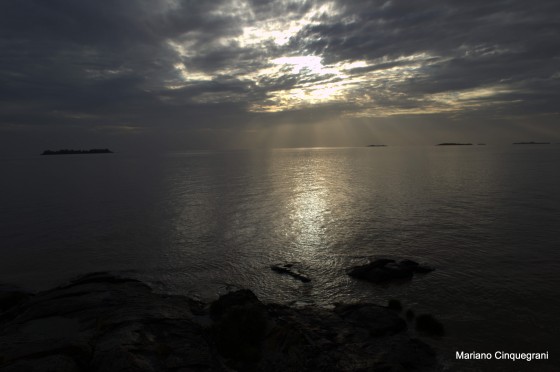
[436,143,473,146]
[41,149,113,155]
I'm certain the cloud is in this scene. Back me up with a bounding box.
[0,0,559,151]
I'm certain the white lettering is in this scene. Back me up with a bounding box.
[495,351,549,361]
[456,351,492,360]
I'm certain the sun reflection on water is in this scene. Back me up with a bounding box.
[287,160,332,260]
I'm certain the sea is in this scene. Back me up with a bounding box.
[1,145,559,371]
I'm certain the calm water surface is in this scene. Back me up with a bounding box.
[1,146,559,370]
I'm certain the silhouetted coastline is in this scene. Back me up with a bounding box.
[41,148,113,155]
[0,273,440,371]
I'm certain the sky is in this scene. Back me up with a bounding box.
[1,0,559,153]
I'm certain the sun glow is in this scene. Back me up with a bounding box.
[165,1,506,117]
[249,57,370,112]
[234,1,342,48]
[155,1,534,119]
[271,56,334,75]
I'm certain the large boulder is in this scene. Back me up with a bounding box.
[210,289,271,370]
[0,272,218,372]
[415,314,445,337]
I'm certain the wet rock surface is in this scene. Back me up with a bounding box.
[0,273,439,371]
[415,314,445,338]
[270,262,311,283]
[348,258,435,284]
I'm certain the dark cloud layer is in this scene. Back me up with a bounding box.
[1,0,559,152]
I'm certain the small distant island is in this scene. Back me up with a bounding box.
[512,142,550,145]
[41,148,113,155]
[436,143,472,146]
[367,144,387,147]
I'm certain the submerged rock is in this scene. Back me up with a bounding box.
[270,263,311,283]
[0,273,439,371]
[347,258,434,284]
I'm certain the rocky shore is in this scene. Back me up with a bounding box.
[0,273,440,371]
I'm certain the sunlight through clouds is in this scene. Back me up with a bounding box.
[173,63,213,83]
[156,0,551,119]
[271,56,329,75]
[2,0,559,152]
[248,54,437,113]
[233,1,342,48]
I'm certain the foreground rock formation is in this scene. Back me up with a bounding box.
[0,273,439,371]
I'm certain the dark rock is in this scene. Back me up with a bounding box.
[0,290,33,312]
[347,258,435,284]
[368,258,396,267]
[334,303,407,337]
[270,263,311,283]
[347,259,413,283]
[406,309,415,321]
[387,299,403,312]
[61,271,149,289]
[0,354,82,372]
[386,338,438,370]
[398,259,435,274]
[416,314,445,337]
[415,265,435,274]
[263,303,436,372]
[0,273,440,372]
[0,273,219,372]
[210,289,263,320]
[210,290,270,370]
[399,259,419,269]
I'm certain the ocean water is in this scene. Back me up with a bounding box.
[1,146,559,370]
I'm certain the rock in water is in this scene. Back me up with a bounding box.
[347,258,434,284]
[270,263,311,283]
[347,259,413,283]
[415,264,436,274]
